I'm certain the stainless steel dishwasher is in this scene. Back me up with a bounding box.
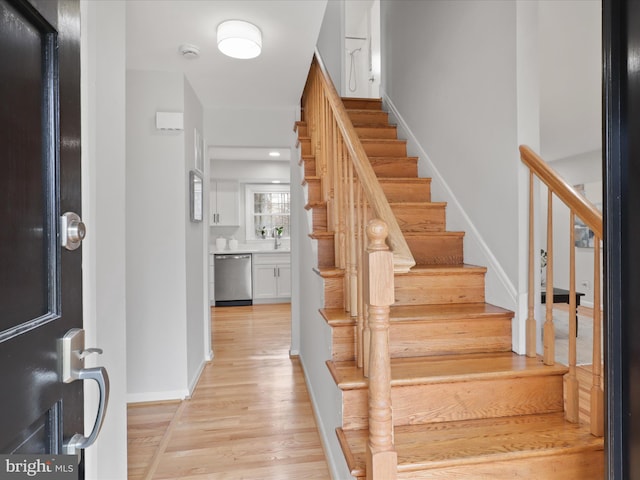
[214,253,252,306]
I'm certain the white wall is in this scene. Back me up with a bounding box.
[539,0,602,162]
[381,0,520,312]
[183,79,210,390]
[537,0,602,308]
[292,151,353,480]
[204,107,297,148]
[81,1,128,478]
[126,70,190,401]
[316,0,345,94]
[543,151,603,306]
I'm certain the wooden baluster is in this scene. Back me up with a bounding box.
[543,189,555,366]
[349,157,358,319]
[364,219,397,480]
[565,212,579,422]
[591,234,604,436]
[356,180,364,369]
[344,143,351,310]
[336,133,348,311]
[362,194,371,377]
[330,123,350,270]
[527,171,536,357]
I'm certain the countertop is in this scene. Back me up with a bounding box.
[209,246,290,255]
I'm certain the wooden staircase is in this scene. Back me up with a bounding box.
[296,97,604,478]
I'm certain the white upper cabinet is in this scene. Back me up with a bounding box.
[210,179,239,226]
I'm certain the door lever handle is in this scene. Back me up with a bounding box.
[64,366,109,455]
[59,329,110,456]
[79,347,103,359]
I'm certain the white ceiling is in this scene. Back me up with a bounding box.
[126,0,328,110]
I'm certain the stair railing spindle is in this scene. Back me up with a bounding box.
[565,212,579,423]
[310,51,415,273]
[526,171,536,357]
[357,180,365,369]
[591,235,604,436]
[543,189,555,366]
[363,193,371,377]
[349,157,358,319]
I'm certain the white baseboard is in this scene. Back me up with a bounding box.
[298,355,351,480]
[187,357,210,397]
[127,389,189,404]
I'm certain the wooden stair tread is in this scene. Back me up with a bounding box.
[369,155,419,162]
[314,267,344,278]
[304,201,325,210]
[309,231,334,240]
[378,177,431,184]
[321,302,513,326]
[298,153,314,166]
[352,121,396,128]
[404,263,487,275]
[360,138,406,144]
[328,352,567,390]
[341,97,383,110]
[403,231,464,238]
[337,413,603,477]
[301,175,320,186]
[390,201,446,207]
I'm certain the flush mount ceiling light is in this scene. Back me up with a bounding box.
[268,151,281,157]
[217,20,262,59]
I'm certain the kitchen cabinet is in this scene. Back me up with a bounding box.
[210,180,239,226]
[252,253,291,303]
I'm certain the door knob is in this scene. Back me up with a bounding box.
[61,212,86,251]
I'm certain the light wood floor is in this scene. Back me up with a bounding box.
[127,303,331,479]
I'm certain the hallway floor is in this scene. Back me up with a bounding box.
[127,304,330,479]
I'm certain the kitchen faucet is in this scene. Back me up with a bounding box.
[273,227,282,250]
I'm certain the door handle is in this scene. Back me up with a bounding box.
[64,366,109,455]
[59,329,110,456]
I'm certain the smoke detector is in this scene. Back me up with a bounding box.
[179,44,200,59]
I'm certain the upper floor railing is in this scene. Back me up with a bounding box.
[520,145,603,436]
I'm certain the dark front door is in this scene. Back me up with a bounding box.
[0,0,84,461]
[604,0,640,478]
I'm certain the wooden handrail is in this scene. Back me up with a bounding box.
[520,145,602,236]
[520,145,604,437]
[312,50,415,273]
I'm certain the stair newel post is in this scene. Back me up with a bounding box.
[543,189,555,366]
[565,212,579,423]
[590,234,604,436]
[364,219,397,480]
[526,171,537,358]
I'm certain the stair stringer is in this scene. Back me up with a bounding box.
[382,92,526,353]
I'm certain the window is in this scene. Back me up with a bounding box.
[245,184,290,240]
